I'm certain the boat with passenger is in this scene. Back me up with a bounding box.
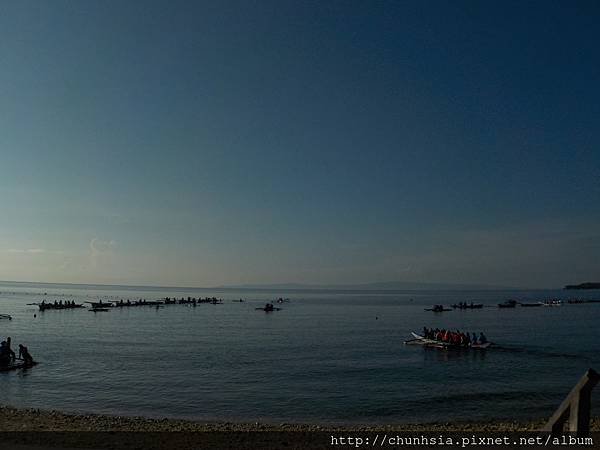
[498,300,517,308]
[86,301,114,308]
[0,359,37,372]
[451,302,483,309]
[543,299,563,307]
[406,328,492,349]
[256,303,281,312]
[38,300,84,311]
[0,339,36,372]
[424,305,452,312]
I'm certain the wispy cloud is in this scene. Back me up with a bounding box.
[90,238,117,254]
[89,238,117,268]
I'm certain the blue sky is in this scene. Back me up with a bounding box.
[0,0,598,288]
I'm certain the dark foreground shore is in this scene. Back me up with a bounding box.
[0,405,574,431]
[1,406,599,450]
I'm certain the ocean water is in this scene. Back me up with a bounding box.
[1,281,599,424]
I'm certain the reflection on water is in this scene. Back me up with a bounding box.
[422,346,488,363]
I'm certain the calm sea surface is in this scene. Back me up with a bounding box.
[1,282,599,424]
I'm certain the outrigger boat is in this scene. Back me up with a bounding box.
[519,302,544,307]
[0,314,12,320]
[406,332,492,349]
[498,300,517,308]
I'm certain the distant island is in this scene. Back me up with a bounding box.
[564,282,600,290]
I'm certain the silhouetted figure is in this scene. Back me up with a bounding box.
[18,344,34,365]
[0,341,10,365]
[6,337,15,360]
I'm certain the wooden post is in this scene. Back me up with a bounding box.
[543,368,599,436]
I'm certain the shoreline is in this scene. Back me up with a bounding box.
[3,405,600,432]
[2,406,600,450]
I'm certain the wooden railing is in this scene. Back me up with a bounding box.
[543,368,599,436]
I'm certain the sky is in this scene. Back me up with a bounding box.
[0,0,599,288]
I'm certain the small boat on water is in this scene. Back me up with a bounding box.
[0,360,37,373]
[498,300,517,308]
[424,305,452,312]
[451,302,483,309]
[38,303,85,311]
[0,314,12,320]
[543,300,563,307]
[90,308,109,312]
[406,332,492,349]
[256,303,281,312]
[519,302,544,307]
[86,301,114,308]
[113,300,163,307]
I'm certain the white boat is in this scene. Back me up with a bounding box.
[543,300,563,307]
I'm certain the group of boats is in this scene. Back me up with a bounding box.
[32,296,228,313]
[425,298,592,312]
[29,296,290,314]
[415,297,600,351]
[498,299,563,308]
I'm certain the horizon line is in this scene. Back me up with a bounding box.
[0,278,554,292]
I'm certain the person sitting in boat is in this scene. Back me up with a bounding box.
[264,303,274,311]
[479,332,487,344]
[471,332,478,344]
[453,331,461,345]
[18,344,34,365]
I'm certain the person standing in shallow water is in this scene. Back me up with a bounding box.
[6,337,16,360]
[0,341,10,365]
[18,344,34,365]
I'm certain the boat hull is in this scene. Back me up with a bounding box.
[0,361,37,372]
